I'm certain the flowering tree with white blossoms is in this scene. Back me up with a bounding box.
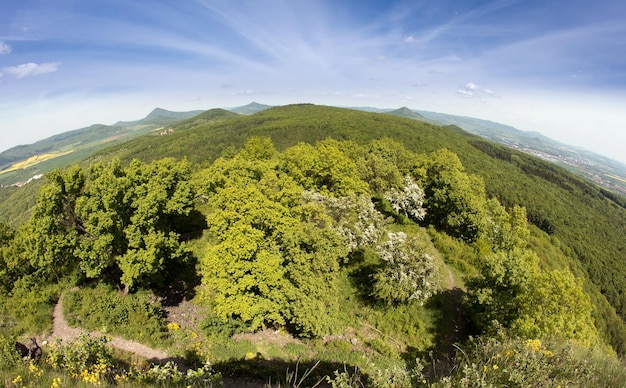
[384,175,426,222]
[302,190,387,252]
[372,232,438,305]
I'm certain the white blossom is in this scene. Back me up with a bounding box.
[384,175,426,221]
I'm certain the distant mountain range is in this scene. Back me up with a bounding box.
[0,108,203,186]
[1,102,624,196]
[378,107,626,196]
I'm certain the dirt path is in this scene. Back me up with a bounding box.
[49,295,267,387]
[50,295,170,362]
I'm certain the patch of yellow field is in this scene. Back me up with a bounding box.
[0,150,74,175]
[605,174,626,184]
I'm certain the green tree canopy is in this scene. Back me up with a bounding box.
[200,142,348,336]
[420,149,488,241]
[467,247,599,345]
[21,157,194,293]
[279,139,369,196]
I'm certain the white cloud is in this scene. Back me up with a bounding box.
[0,42,11,54]
[2,62,60,78]
[353,93,380,98]
[457,82,499,98]
[404,35,416,43]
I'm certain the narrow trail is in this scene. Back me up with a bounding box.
[49,295,267,387]
[50,295,170,362]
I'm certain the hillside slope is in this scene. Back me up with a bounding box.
[90,104,626,352]
[2,104,625,353]
[0,108,204,186]
[412,108,626,195]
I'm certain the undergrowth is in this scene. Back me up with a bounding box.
[62,283,170,348]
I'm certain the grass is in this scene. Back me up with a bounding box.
[0,151,74,175]
[423,336,626,388]
[62,284,171,349]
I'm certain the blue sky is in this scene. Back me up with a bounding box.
[1,0,626,163]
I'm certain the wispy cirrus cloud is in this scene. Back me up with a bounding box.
[0,41,11,54]
[2,62,60,78]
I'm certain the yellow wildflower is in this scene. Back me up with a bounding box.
[167,322,181,331]
[51,377,62,388]
[114,373,129,382]
[94,361,108,374]
[12,375,23,385]
[526,339,542,352]
[493,365,499,370]
[27,362,43,378]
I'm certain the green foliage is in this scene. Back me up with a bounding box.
[0,182,43,227]
[23,166,86,280]
[513,269,600,346]
[5,104,625,351]
[483,199,529,252]
[466,248,539,332]
[19,157,194,292]
[46,334,113,378]
[420,149,488,242]
[201,138,348,337]
[0,333,22,369]
[466,247,600,345]
[0,223,16,293]
[201,309,247,339]
[62,284,168,345]
[384,175,426,222]
[427,226,480,275]
[279,139,369,196]
[1,280,63,334]
[425,336,626,388]
[372,232,438,305]
[301,190,388,253]
[2,104,625,383]
[43,334,223,386]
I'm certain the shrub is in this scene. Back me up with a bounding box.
[424,336,626,387]
[0,333,22,369]
[372,232,438,305]
[62,283,168,346]
[384,175,426,222]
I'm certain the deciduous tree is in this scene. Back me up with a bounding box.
[372,232,438,305]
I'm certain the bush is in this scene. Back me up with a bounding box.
[2,278,63,334]
[372,232,438,305]
[46,334,113,379]
[424,336,626,387]
[0,333,22,369]
[62,283,168,346]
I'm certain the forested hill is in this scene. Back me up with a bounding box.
[0,107,206,186]
[91,104,626,352]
